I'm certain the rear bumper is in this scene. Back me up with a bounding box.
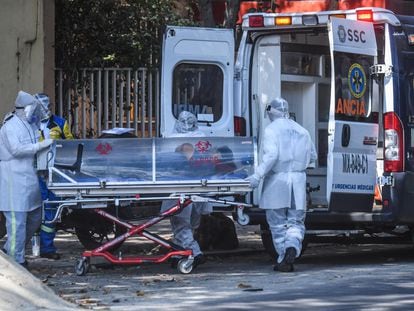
[382,171,414,224]
[243,207,396,229]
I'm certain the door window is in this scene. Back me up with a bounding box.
[172,63,223,122]
[334,52,375,123]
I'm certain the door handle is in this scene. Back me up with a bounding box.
[342,124,350,147]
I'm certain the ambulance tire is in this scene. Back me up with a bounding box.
[74,209,127,251]
[260,223,307,261]
[0,212,5,239]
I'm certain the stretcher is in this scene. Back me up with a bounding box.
[38,136,255,275]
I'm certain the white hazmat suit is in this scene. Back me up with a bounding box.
[161,111,210,266]
[247,98,317,272]
[0,91,53,265]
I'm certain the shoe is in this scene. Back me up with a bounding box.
[284,247,297,265]
[274,248,296,273]
[1,248,6,254]
[40,252,61,260]
[193,254,206,268]
[274,262,294,272]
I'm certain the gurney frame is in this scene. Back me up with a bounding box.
[44,177,252,276]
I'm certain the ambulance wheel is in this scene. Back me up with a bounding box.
[74,209,127,251]
[0,212,6,239]
[177,258,193,274]
[75,257,90,276]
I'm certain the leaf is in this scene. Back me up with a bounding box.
[237,283,252,289]
[136,290,145,296]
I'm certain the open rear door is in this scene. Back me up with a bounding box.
[327,18,378,212]
[160,26,234,137]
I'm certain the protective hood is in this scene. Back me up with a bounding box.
[266,98,289,121]
[15,91,36,108]
[174,111,199,133]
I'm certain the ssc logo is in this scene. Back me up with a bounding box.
[337,25,346,43]
[348,63,366,99]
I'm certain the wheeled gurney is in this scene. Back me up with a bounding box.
[38,136,255,275]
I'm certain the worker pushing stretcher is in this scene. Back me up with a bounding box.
[37,136,255,275]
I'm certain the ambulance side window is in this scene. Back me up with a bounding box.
[172,63,224,122]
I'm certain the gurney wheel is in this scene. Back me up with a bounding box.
[75,257,90,276]
[237,213,250,226]
[177,258,193,274]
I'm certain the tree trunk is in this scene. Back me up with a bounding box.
[224,0,241,29]
[198,0,215,27]
[328,0,339,10]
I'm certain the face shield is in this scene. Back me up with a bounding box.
[34,93,51,121]
[24,101,48,127]
[174,111,198,133]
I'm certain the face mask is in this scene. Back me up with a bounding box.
[180,119,195,131]
[41,106,51,121]
[24,104,44,126]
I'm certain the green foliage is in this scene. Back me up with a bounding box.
[55,0,196,69]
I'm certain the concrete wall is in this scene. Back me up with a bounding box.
[0,0,54,120]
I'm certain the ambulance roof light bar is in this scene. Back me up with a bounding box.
[243,8,401,30]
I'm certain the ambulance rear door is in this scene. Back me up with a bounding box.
[326,18,378,212]
[160,26,234,137]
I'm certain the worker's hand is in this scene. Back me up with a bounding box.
[37,139,54,150]
[245,174,261,188]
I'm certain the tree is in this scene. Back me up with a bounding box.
[55,0,195,70]
[224,0,242,29]
[195,0,241,28]
[197,0,215,26]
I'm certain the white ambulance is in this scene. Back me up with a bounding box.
[160,7,414,250]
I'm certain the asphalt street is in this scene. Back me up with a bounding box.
[14,222,414,311]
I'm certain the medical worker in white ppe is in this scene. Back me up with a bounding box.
[0,91,53,266]
[246,98,317,272]
[161,111,211,268]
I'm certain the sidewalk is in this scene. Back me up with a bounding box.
[0,251,78,311]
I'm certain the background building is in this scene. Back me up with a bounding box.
[0,0,54,120]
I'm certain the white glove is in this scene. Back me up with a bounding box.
[37,139,53,150]
[245,174,261,188]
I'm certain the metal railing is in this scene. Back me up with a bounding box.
[55,68,160,138]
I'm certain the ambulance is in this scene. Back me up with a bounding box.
[160,6,414,248]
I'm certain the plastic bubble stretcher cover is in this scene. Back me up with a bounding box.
[39,136,255,275]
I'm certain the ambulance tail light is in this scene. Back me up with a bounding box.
[234,116,246,136]
[249,15,264,27]
[357,10,373,22]
[384,112,404,172]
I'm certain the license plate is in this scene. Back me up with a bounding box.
[377,175,394,186]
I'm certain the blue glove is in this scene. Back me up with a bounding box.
[245,174,261,188]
